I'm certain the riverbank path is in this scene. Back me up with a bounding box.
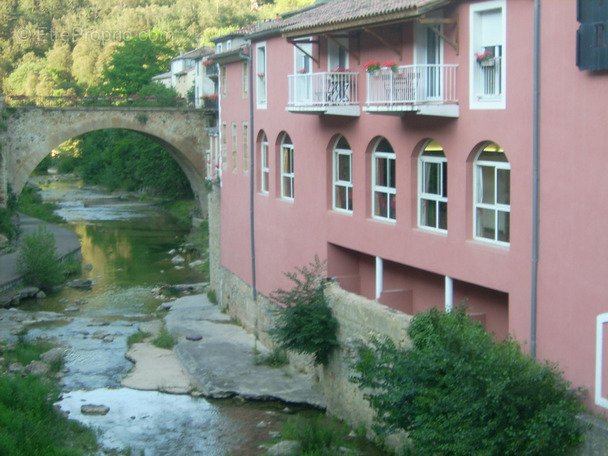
[0,214,81,291]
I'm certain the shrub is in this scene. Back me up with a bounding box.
[281,415,346,454]
[16,225,65,290]
[152,324,176,349]
[351,306,585,456]
[0,340,97,455]
[269,257,339,366]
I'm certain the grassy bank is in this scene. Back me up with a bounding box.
[0,338,98,455]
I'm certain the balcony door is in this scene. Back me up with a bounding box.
[415,19,443,101]
[294,39,313,104]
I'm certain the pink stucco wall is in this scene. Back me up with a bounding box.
[217,0,608,413]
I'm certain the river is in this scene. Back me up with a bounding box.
[17,175,330,456]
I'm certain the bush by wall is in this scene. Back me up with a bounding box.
[16,225,65,290]
[351,306,585,456]
[269,257,339,366]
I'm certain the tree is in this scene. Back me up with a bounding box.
[99,30,173,95]
[352,306,585,456]
[16,225,65,290]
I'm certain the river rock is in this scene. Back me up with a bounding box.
[84,264,93,271]
[41,348,65,364]
[189,260,205,268]
[186,334,202,341]
[25,360,50,376]
[66,279,93,290]
[81,404,110,416]
[171,255,185,264]
[266,440,302,456]
[36,290,47,299]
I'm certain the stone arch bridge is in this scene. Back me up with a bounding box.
[0,101,211,210]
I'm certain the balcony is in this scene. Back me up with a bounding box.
[364,64,459,118]
[287,72,360,117]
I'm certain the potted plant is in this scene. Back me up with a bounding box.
[383,60,400,74]
[363,60,381,75]
[475,50,495,67]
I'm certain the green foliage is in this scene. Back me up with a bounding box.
[17,185,63,224]
[75,129,193,199]
[281,415,346,454]
[0,340,97,456]
[351,306,585,456]
[269,257,339,366]
[255,346,289,367]
[127,330,152,347]
[152,324,176,349]
[16,224,65,290]
[98,31,174,96]
[207,288,218,305]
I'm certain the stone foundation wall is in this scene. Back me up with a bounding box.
[206,186,411,442]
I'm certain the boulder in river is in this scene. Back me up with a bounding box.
[81,404,110,416]
[66,279,93,290]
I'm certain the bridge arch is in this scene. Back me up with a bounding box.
[0,106,210,210]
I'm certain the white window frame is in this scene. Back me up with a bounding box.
[280,136,294,200]
[256,42,267,109]
[242,122,248,173]
[473,145,510,245]
[596,313,608,409]
[469,0,506,110]
[372,139,396,222]
[242,61,248,97]
[328,36,349,71]
[231,122,238,172]
[332,137,353,213]
[418,143,447,232]
[261,134,269,194]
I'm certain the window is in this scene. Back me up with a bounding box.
[242,122,248,173]
[231,122,237,172]
[328,36,349,71]
[281,134,294,199]
[261,133,269,194]
[227,40,232,50]
[333,136,353,212]
[419,140,447,231]
[470,1,506,109]
[372,138,396,221]
[256,43,267,108]
[221,121,227,168]
[414,15,443,100]
[217,43,223,53]
[242,61,248,97]
[221,65,227,96]
[474,142,510,244]
[293,39,312,104]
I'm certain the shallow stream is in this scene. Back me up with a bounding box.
[17,176,325,456]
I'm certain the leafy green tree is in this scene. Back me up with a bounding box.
[270,257,339,366]
[16,225,66,290]
[98,30,173,95]
[352,306,585,456]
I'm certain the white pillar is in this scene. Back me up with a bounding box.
[445,275,454,312]
[375,256,383,300]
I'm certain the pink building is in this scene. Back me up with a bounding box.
[212,0,608,415]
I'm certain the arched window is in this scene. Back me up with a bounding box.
[419,140,447,231]
[372,138,396,221]
[333,136,353,212]
[474,142,510,244]
[281,134,294,199]
[260,132,269,194]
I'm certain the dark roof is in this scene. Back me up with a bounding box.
[282,0,453,37]
[172,47,214,61]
